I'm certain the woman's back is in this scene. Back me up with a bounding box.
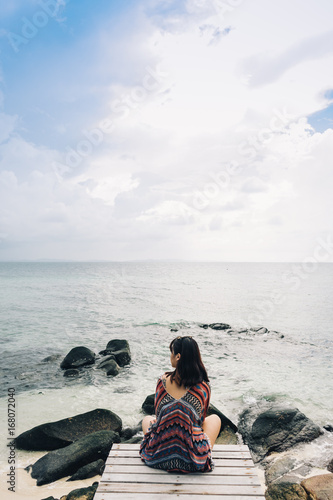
[140,375,213,472]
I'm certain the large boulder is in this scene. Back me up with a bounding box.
[60,347,95,370]
[16,409,122,451]
[238,405,323,462]
[28,430,118,485]
[265,482,308,499]
[99,339,131,367]
[301,473,333,499]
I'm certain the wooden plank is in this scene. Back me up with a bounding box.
[96,444,265,499]
[102,467,259,478]
[95,494,265,500]
[97,482,265,495]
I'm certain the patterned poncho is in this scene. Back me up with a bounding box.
[140,375,213,472]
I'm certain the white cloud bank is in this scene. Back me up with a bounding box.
[0,0,333,261]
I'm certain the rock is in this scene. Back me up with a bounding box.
[207,404,238,433]
[99,339,131,366]
[250,326,269,334]
[62,482,98,500]
[215,426,238,445]
[238,405,323,461]
[16,409,122,451]
[170,328,178,332]
[63,369,80,378]
[198,324,209,329]
[324,424,333,432]
[42,354,62,363]
[301,473,333,500]
[97,355,116,368]
[265,456,298,484]
[120,424,142,441]
[122,435,143,444]
[28,430,118,485]
[111,349,131,367]
[41,497,59,500]
[142,394,155,415]
[208,323,231,330]
[265,482,308,499]
[106,339,130,352]
[67,459,105,481]
[103,359,121,377]
[60,347,95,370]
[328,458,333,473]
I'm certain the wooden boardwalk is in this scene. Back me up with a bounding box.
[94,443,265,500]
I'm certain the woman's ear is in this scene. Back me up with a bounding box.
[176,353,181,361]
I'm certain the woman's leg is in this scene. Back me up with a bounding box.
[202,414,221,448]
[142,415,156,435]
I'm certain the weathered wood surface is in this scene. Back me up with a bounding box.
[94,443,265,499]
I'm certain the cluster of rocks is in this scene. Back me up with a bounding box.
[238,402,333,499]
[16,393,333,500]
[61,339,131,378]
[198,322,284,338]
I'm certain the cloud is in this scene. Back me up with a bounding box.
[0,0,333,261]
[240,30,333,87]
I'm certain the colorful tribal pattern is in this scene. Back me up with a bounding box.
[140,376,213,473]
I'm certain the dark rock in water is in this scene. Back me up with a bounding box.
[324,424,333,432]
[265,482,308,499]
[16,409,122,451]
[209,323,231,330]
[122,435,143,444]
[120,424,142,441]
[63,369,80,378]
[42,354,62,363]
[41,497,58,500]
[104,359,121,377]
[207,404,238,433]
[97,356,120,375]
[67,459,105,481]
[111,349,131,367]
[28,430,117,485]
[99,339,131,366]
[64,482,98,500]
[106,339,130,352]
[142,394,155,415]
[327,458,333,473]
[198,324,209,329]
[250,326,269,334]
[97,355,116,368]
[60,347,95,370]
[238,405,323,462]
[170,328,178,332]
[301,474,333,500]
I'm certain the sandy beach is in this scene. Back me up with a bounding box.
[1,464,97,500]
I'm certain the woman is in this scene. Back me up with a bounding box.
[140,336,221,472]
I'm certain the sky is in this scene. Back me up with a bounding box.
[0,0,333,262]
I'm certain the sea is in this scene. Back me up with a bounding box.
[1,261,333,471]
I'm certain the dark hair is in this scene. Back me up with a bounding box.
[167,336,209,387]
